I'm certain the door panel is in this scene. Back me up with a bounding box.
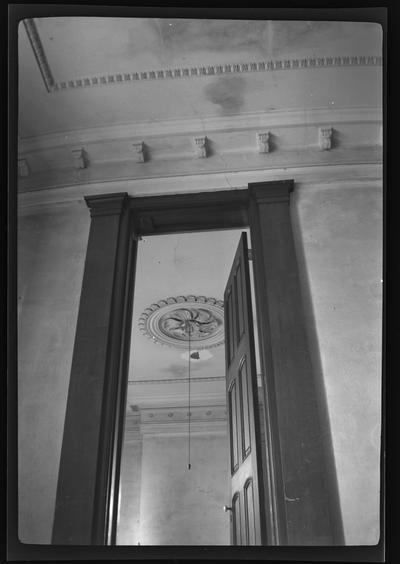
[226,287,234,366]
[239,357,251,458]
[235,262,245,341]
[244,478,256,545]
[232,492,242,545]
[229,381,239,474]
[224,232,266,545]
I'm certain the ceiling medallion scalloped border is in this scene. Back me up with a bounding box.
[139,295,225,350]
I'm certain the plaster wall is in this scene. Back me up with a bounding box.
[17,180,382,545]
[291,182,382,545]
[17,200,90,543]
[117,439,143,545]
[137,432,230,545]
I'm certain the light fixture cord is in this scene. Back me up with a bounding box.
[188,320,191,470]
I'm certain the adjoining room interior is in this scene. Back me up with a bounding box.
[117,228,263,545]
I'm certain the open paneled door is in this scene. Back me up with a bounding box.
[224,232,267,546]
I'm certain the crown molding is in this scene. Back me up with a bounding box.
[139,404,227,436]
[19,107,382,153]
[140,404,227,418]
[51,56,383,94]
[140,420,228,437]
[128,376,225,385]
[17,107,382,194]
[23,19,55,92]
[25,19,382,94]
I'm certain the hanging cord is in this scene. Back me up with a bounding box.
[187,319,191,470]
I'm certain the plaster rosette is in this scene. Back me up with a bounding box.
[139,295,224,350]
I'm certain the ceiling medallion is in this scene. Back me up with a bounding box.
[139,296,224,350]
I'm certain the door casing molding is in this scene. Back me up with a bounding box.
[52,180,344,548]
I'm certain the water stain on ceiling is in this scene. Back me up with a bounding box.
[204,75,246,114]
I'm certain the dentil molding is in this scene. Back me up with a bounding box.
[24,20,382,94]
[52,55,383,93]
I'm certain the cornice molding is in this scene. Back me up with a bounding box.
[17,109,382,196]
[128,375,225,385]
[51,56,384,94]
[23,19,55,93]
[140,420,228,436]
[19,107,382,153]
[25,20,382,94]
[139,404,228,436]
[140,404,226,418]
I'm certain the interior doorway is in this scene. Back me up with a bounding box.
[116,228,262,546]
[53,183,342,548]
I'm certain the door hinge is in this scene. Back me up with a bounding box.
[248,248,253,261]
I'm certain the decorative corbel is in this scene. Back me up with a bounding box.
[257,132,271,153]
[132,141,145,163]
[318,127,333,150]
[18,158,30,177]
[72,148,89,169]
[194,136,208,158]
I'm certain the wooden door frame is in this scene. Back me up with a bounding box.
[51,180,344,549]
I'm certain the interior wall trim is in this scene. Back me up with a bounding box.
[128,375,225,385]
[17,162,383,210]
[22,19,55,92]
[138,404,228,433]
[18,150,382,193]
[19,107,382,153]
[24,20,382,94]
[52,55,383,93]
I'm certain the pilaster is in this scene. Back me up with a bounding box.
[52,192,135,545]
[248,180,344,545]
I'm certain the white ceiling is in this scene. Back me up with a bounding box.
[16,15,383,410]
[127,229,248,408]
[18,18,382,138]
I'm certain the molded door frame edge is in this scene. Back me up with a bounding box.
[52,180,343,548]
